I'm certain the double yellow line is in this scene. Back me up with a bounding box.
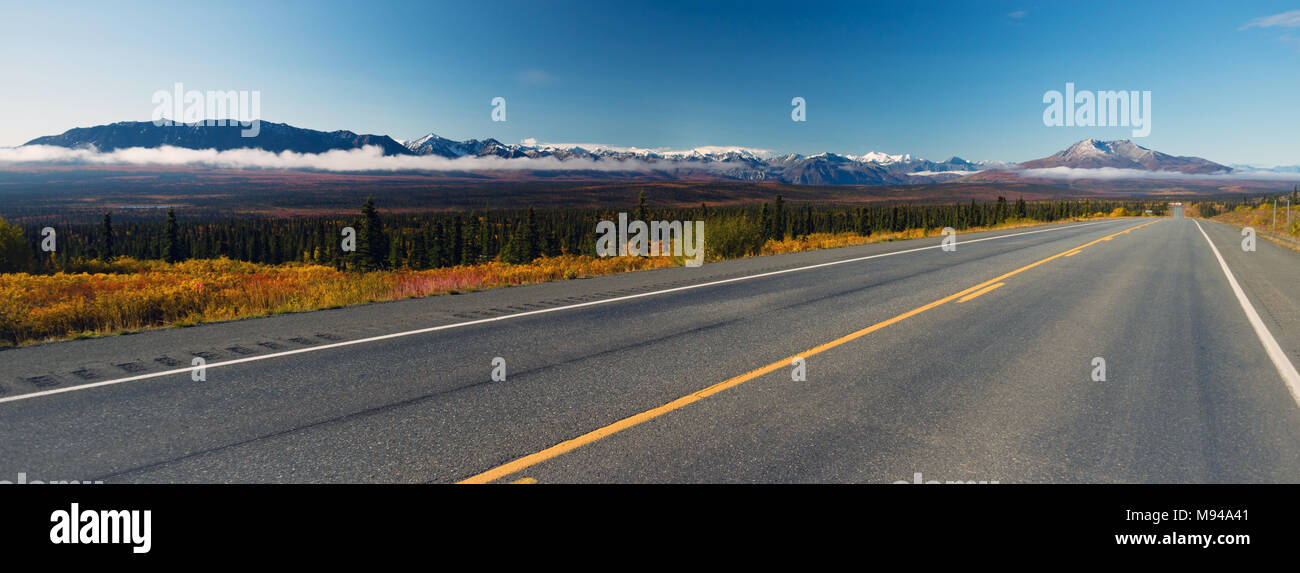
[459,219,1161,483]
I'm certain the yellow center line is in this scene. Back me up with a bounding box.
[1064,250,1082,257]
[958,282,1005,302]
[509,477,538,484]
[457,219,1160,484]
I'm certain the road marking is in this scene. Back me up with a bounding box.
[509,477,538,484]
[0,219,1126,406]
[1194,220,1300,407]
[458,219,1160,483]
[1064,250,1082,257]
[958,282,1005,302]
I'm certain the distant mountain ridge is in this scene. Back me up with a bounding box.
[21,122,1233,184]
[1229,164,1300,174]
[25,120,412,157]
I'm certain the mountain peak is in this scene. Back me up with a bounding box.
[1020,139,1226,174]
[852,151,912,164]
[406,132,445,146]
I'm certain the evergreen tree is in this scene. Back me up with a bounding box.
[452,215,464,266]
[388,232,403,269]
[410,227,430,269]
[268,234,281,264]
[501,221,531,264]
[162,208,181,263]
[259,232,272,263]
[773,194,786,241]
[247,233,259,263]
[357,196,388,271]
[543,227,559,256]
[759,203,772,241]
[465,215,480,265]
[523,206,540,260]
[477,214,493,263]
[101,212,114,260]
[432,220,447,267]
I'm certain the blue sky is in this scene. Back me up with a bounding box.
[1,0,1298,164]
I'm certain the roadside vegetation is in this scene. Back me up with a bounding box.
[1194,190,1300,250]
[0,194,1164,346]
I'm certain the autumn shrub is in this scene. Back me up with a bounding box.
[0,254,676,346]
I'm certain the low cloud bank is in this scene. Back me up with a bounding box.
[2,145,1299,183]
[1014,166,1300,182]
[0,145,720,173]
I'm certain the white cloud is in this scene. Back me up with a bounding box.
[1008,10,1028,20]
[9,145,1294,183]
[0,144,747,173]
[1239,10,1300,30]
[1015,166,1300,181]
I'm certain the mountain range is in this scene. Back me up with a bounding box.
[20,120,1237,185]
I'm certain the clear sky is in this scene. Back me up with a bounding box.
[1,0,1298,164]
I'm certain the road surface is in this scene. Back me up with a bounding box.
[1,216,1297,483]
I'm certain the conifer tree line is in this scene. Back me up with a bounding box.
[0,195,1170,273]
[1192,194,1291,219]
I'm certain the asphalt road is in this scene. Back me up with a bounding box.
[1,216,1297,483]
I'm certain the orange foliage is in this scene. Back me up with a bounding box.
[0,255,674,346]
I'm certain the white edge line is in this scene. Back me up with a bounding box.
[1194,220,1300,407]
[0,219,1123,405]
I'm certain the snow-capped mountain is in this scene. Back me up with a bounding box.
[403,133,474,157]
[849,151,912,164]
[1017,139,1229,174]
[403,133,525,158]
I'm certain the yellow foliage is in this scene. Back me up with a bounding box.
[0,255,675,346]
[759,216,1104,256]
